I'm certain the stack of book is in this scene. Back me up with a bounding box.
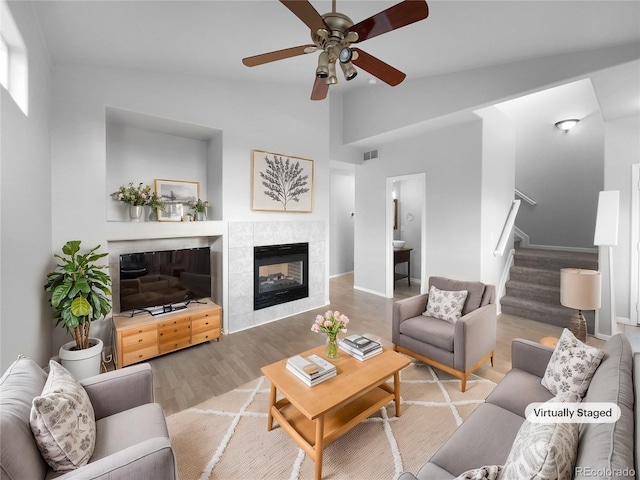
[339,335,383,361]
[286,354,337,386]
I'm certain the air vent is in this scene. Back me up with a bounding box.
[363,149,379,161]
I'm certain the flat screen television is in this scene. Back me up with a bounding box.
[119,247,211,315]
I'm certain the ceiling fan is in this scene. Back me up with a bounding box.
[242,0,429,100]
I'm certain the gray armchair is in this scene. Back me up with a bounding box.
[392,277,496,392]
[0,356,176,480]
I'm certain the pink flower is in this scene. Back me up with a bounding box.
[324,320,333,328]
[311,324,319,332]
[334,311,341,318]
[315,315,324,324]
[340,315,349,324]
[340,328,347,333]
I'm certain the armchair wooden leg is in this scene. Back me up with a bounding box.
[490,351,494,368]
[460,373,468,393]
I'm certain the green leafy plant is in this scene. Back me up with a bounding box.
[147,191,166,212]
[187,198,210,213]
[44,241,112,350]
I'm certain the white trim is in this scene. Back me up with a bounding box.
[353,284,388,298]
[494,200,521,256]
[631,164,639,325]
[513,227,598,254]
[329,271,354,279]
[385,173,427,298]
[496,248,515,315]
[514,226,530,248]
[515,189,537,206]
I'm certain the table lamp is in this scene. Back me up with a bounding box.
[560,268,601,343]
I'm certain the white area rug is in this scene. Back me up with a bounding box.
[166,361,496,480]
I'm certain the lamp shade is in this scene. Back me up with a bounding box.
[560,268,601,310]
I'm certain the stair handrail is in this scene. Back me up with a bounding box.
[515,188,536,206]
[494,199,521,257]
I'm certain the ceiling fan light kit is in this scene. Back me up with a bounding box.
[242,0,430,100]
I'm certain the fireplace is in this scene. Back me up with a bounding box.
[254,243,309,311]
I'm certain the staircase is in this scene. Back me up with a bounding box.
[501,247,599,328]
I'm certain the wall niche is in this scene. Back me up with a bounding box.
[105,107,223,222]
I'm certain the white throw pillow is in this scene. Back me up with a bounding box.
[502,396,579,480]
[423,285,468,323]
[30,361,96,472]
[541,328,604,398]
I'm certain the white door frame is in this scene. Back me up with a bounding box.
[631,164,639,325]
[385,173,427,298]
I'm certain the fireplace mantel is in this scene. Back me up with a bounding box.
[106,220,226,241]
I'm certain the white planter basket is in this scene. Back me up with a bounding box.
[59,338,103,380]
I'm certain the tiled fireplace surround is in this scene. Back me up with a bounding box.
[227,221,327,333]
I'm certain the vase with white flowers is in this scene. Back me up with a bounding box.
[311,310,350,358]
[111,182,152,221]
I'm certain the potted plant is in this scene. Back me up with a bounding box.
[187,198,210,221]
[146,191,165,221]
[111,182,152,221]
[44,240,112,379]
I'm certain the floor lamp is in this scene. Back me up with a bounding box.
[560,268,601,343]
[593,191,620,336]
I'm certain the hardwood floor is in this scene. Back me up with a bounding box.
[149,274,603,415]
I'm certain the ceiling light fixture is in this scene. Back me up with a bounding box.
[340,61,357,81]
[315,51,329,78]
[555,119,580,132]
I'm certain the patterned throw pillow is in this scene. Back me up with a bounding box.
[500,393,580,480]
[501,411,579,480]
[423,285,468,323]
[30,361,96,472]
[541,328,604,398]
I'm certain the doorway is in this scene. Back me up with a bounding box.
[385,173,427,298]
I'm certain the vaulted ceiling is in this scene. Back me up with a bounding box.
[30,1,640,119]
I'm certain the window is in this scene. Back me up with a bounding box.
[1,1,28,115]
[0,34,8,89]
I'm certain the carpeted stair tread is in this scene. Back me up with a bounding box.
[503,246,597,328]
[501,296,573,328]
[505,280,559,304]
[514,248,598,270]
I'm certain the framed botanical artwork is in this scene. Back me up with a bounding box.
[154,179,199,222]
[251,150,314,212]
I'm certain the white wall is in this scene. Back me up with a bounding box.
[343,42,640,144]
[1,1,53,372]
[330,172,354,276]
[512,113,604,248]
[354,120,484,296]
[49,66,330,354]
[477,107,516,287]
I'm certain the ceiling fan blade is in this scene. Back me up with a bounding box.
[242,45,316,67]
[311,77,329,101]
[351,48,406,86]
[280,0,328,34]
[347,0,429,43]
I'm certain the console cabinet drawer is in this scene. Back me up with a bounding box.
[192,328,221,345]
[192,315,220,333]
[123,344,159,366]
[122,327,157,348]
[159,337,191,353]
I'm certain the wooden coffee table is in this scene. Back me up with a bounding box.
[261,344,411,480]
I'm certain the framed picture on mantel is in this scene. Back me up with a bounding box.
[251,149,313,213]
[155,179,198,222]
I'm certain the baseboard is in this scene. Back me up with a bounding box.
[521,243,598,254]
[330,271,354,279]
[353,285,388,298]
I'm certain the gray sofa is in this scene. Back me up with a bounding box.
[400,333,635,479]
[0,357,176,479]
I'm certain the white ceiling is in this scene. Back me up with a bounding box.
[29,0,640,116]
